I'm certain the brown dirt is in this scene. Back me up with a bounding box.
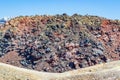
[0,51,22,67]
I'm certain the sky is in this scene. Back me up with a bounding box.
[0,0,120,19]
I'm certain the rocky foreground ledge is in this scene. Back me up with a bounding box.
[0,61,120,80]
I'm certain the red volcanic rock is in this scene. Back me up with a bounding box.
[101,19,111,27]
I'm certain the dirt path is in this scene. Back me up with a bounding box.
[0,61,120,80]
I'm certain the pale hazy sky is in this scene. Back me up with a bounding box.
[0,0,120,19]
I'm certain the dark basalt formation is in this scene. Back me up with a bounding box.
[0,14,120,73]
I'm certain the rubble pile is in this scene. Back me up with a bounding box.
[0,14,120,73]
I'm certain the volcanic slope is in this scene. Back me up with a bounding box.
[0,14,120,73]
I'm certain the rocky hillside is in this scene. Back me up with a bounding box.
[0,14,120,73]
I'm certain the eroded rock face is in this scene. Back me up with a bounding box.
[0,14,120,73]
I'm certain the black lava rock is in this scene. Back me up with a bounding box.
[69,62,76,69]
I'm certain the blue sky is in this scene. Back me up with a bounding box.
[0,0,120,19]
